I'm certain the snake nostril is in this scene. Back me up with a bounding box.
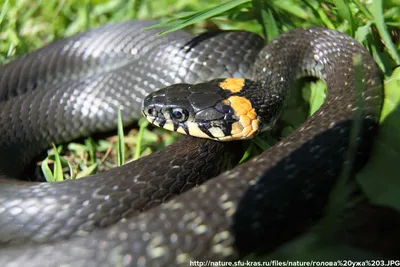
[147,108,156,116]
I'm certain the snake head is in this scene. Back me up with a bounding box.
[141,78,260,141]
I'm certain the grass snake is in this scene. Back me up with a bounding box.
[0,20,390,266]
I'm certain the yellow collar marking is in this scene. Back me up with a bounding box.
[219,78,245,93]
[223,96,259,140]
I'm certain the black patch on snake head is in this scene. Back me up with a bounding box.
[143,83,198,127]
[189,82,222,94]
[194,108,225,122]
[142,83,191,118]
[165,83,193,99]
[186,82,227,114]
[187,92,224,113]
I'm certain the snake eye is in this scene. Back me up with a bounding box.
[170,108,189,122]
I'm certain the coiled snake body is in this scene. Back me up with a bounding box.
[0,21,385,265]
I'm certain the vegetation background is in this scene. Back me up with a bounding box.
[1,0,399,259]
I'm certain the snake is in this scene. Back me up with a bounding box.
[0,19,391,266]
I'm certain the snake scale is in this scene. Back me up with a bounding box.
[0,20,394,266]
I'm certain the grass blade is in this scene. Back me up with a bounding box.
[353,0,373,20]
[264,9,279,41]
[252,0,279,41]
[308,80,327,116]
[41,158,55,182]
[117,107,125,166]
[274,0,308,21]
[252,136,271,150]
[333,0,355,35]
[145,0,250,35]
[251,0,268,39]
[0,0,10,25]
[84,138,96,165]
[134,118,149,160]
[52,144,64,182]
[302,0,335,29]
[239,142,254,163]
[372,0,400,64]
[76,163,98,179]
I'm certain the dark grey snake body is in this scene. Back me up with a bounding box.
[0,20,390,266]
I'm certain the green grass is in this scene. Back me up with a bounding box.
[1,0,400,259]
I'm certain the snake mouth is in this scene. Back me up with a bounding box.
[146,116,167,128]
[142,109,167,129]
[143,112,259,141]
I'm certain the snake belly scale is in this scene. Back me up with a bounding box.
[0,20,384,266]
